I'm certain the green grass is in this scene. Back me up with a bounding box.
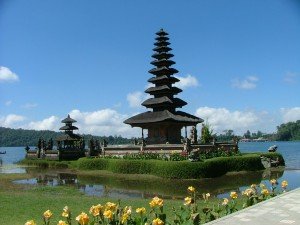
[0,173,246,225]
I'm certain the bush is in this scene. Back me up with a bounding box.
[76,153,273,179]
[19,159,70,169]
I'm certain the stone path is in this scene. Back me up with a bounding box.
[206,187,300,224]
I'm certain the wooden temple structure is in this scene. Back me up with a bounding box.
[25,29,238,160]
[124,29,203,144]
[26,115,86,160]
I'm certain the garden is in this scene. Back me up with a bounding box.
[22,179,288,225]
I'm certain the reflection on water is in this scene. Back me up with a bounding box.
[12,168,293,200]
[2,145,300,199]
[0,164,26,174]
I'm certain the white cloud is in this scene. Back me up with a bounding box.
[5,100,12,106]
[26,116,60,131]
[281,107,300,123]
[231,76,258,90]
[0,66,19,82]
[283,72,298,84]
[0,114,26,127]
[195,106,275,135]
[174,74,199,89]
[22,103,38,109]
[127,91,147,108]
[69,109,139,137]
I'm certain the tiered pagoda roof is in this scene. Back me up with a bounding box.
[124,29,203,127]
[58,114,81,141]
[59,115,78,132]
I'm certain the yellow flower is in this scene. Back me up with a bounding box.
[57,221,68,225]
[103,209,114,220]
[206,193,210,199]
[121,213,129,224]
[152,218,164,225]
[187,186,195,193]
[250,184,257,189]
[184,197,192,206]
[105,202,117,211]
[76,212,89,225]
[90,204,103,217]
[281,180,288,188]
[43,210,53,219]
[62,206,70,218]
[124,206,132,215]
[243,188,254,197]
[25,220,36,225]
[222,198,229,206]
[270,179,277,185]
[261,188,269,196]
[230,191,238,199]
[149,196,164,208]
[136,207,146,215]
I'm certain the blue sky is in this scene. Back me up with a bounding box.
[0,0,300,137]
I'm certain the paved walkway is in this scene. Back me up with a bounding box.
[207,187,300,224]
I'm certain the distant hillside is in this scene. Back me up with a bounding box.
[0,127,132,147]
[276,120,300,141]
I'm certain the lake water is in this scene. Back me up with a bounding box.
[1,142,300,199]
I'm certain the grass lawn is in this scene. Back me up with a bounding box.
[0,173,245,225]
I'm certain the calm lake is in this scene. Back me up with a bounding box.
[1,141,300,199]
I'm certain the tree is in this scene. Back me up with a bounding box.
[276,120,300,141]
[244,130,251,139]
[200,122,214,144]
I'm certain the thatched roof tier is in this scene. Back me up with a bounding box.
[142,97,187,108]
[124,110,203,127]
[148,75,179,84]
[148,67,178,76]
[145,85,182,95]
[59,125,79,131]
[153,46,172,52]
[151,52,174,60]
[61,114,77,123]
[154,41,170,47]
[155,36,169,41]
[155,29,169,36]
[150,59,175,67]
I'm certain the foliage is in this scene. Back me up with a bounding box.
[19,159,71,169]
[122,152,188,161]
[200,122,214,144]
[24,180,288,225]
[0,127,132,147]
[197,147,240,160]
[214,130,235,142]
[123,152,168,161]
[276,120,300,141]
[75,153,278,179]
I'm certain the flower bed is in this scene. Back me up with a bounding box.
[24,179,288,225]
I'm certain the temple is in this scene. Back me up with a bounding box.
[124,29,203,144]
[57,115,82,150]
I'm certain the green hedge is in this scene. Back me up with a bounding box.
[19,159,70,169]
[76,153,278,179]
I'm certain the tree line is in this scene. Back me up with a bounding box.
[1,120,299,147]
[0,127,132,147]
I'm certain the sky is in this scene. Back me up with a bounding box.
[0,0,300,137]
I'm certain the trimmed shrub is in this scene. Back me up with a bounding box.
[75,153,274,179]
[23,152,285,179]
[77,158,109,170]
[19,159,69,169]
